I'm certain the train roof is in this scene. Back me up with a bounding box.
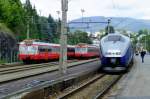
[19,40,60,46]
[101,33,130,43]
[19,40,75,47]
[75,43,99,48]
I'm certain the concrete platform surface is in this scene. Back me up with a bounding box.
[109,55,150,99]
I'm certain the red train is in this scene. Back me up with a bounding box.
[19,40,100,64]
[19,39,75,64]
[75,43,100,59]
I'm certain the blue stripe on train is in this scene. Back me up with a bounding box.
[101,45,133,66]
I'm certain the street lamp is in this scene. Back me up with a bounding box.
[81,9,85,31]
[56,11,60,20]
[81,9,85,23]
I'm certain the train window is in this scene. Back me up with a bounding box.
[48,48,52,52]
[52,47,60,52]
[39,48,45,52]
[75,48,80,52]
[38,46,52,52]
[108,35,121,41]
[19,45,28,54]
[68,47,75,52]
[75,47,87,53]
[88,47,96,52]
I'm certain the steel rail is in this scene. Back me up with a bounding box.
[0,59,78,68]
[94,75,122,99]
[0,62,23,68]
[58,74,106,99]
[0,59,99,99]
[0,59,80,74]
[0,59,98,83]
[0,63,56,74]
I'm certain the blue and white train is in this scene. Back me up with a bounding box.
[100,33,134,72]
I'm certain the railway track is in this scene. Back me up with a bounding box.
[0,59,79,74]
[0,62,23,68]
[57,74,122,99]
[0,59,78,68]
[0,59,98,83]
[0,62,58,75]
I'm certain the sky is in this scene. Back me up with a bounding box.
[21,0,150,20]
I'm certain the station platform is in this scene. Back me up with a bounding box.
[108,55,150,99]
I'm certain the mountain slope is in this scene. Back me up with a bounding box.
[69,16,150,33]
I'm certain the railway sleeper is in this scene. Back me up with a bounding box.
[20,71,98,99]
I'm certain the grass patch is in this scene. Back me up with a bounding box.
[0,23,15,38]
[0,23,12,33]
[0,59,7,64]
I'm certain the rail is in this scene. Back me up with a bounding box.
[57,74,123,99]
[94,75,122,99]
[59,74,105,99]
[0,58,99,99]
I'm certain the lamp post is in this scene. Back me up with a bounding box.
[81,9,85,23]
[107,19,111,34]
[59,0,68,74]
[56,11,61,34]
[27,20,30,39]
[81,9,85,31]
[56,11,60,20]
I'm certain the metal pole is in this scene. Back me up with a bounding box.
[107,19,110,34]
[81,9,85,31]
[145,36,146,50]
[56,11,61,34]
[59,0,68,74]
[27,19,30,39]
[81,9,85,23]
[56,11,60,20]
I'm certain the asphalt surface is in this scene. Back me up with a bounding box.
[108,55,150,99]
[0,60,101,98]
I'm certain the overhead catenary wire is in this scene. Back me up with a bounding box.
[111,0,129,28]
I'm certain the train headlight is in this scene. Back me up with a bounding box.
[116,52,121,55]
[105,52,111,55]
[105,51,121,56]
[110,58,116,63]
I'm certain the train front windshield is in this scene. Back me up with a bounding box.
[108,35,121,41]
[19,45,38,54]
[75,47,87,53]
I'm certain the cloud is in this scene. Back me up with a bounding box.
[20,0,150,20]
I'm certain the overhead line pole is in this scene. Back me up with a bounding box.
[81,9,85,31]
[27,20,30,39]
[26,16,33,39]
[59,0,68,74]
[107,19,111,34]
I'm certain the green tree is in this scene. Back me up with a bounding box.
[0,0,60,42]
[23,0,40,39]
[0,0,26,37]
[47,15,58,43]
[68,30,92,45]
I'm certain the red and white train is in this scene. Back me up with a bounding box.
[19,39,75,64]
[19,40,100,64]
[75,43,100,58]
